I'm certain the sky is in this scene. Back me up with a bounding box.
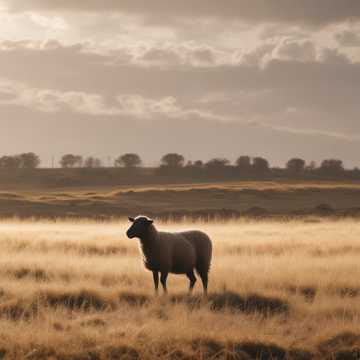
[1,0,360,167]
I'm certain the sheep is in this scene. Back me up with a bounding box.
[126,215,212,295]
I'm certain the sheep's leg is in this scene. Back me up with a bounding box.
[152,271,159,295]
[160,272,168,294]
[199,272,208,296]
[186,270,197,294]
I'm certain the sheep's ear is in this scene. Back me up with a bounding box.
[128,217,135,223]
[147,219,154,224]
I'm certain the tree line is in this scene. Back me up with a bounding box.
[0,152,355,176]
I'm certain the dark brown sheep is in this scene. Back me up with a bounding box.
[126,216,212,295]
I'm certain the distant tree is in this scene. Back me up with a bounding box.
[193,160,204,168]
[252,157,270,172]
[18,152,40,169]
[0,155,21,169]
[115,153,142,168]
[160,153,185,168]
[205,158,230,171]
[306,161,317,171]
[236,156,252,170]
[60,154,83,168]
[353,167,360,176]
[320,159,344,173]
[286,158,305,173]
[84,157,102,168]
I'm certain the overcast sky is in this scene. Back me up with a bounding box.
[1,0,360,167]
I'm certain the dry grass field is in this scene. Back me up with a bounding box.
[1,180,360,219]
[0,219,359,359]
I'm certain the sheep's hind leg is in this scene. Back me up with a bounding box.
[152,271,159,295]
[199,272,208,297]
[186,270,197,294]
[160,272,168,294]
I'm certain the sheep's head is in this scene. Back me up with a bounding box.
[126,216,154,239]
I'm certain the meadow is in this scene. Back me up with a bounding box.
[0,219,359,359]
[1,180,360,219]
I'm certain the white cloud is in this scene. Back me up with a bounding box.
[0,78,229,122]
[29,13,68,30]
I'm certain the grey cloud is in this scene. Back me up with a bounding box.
[272,39,317,63]
[335,30,360,47]
[6,0,360,26]
[0,40,359,143]
[134,44,221,67]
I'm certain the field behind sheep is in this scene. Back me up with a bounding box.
[0,219,360,359]
[1,181,360,219]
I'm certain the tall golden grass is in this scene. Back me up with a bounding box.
[0,218,359,359]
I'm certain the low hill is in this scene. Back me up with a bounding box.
[1,180,360,219]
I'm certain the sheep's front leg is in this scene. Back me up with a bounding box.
[160,272,168,294]
[152,271,159,295]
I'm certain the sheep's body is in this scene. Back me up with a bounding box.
[127,216,212,294]
[141,229,212,275]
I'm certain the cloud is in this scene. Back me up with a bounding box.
[271,39,317,62]
[6,0,360,26]
[28,13,68,30]
[0,78,226,122]
[0,39,359,147]
[335,29,360,47]
[258,121,360,142]
[134,43,224,67]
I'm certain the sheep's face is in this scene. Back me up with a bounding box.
[126,216,154,239]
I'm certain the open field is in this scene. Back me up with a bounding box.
[0,219,359,358]
[1,180,360,219]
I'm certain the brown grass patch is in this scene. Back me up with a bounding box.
[209,292,289,315]
[191,339,312,360]
[10,267,50,282]
[39,290,116,311]
[170,291,289,315]
[318,332,360,354]
[287,286,317,302]
[0,299,39,321]
[118,292,150,306]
